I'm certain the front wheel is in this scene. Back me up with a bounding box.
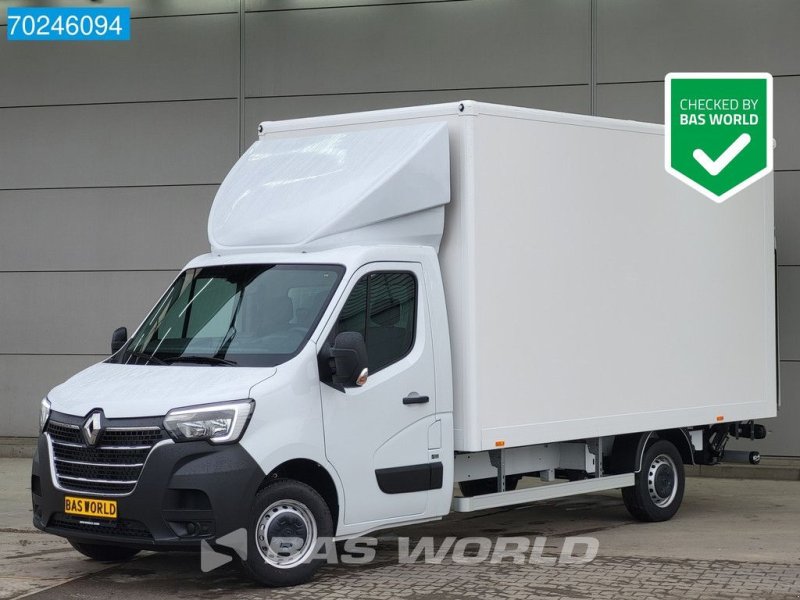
[242,479,333,587]
[622,439,685,522]
[68,540,140,562]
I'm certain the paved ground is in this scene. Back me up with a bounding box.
[2,457,800,599]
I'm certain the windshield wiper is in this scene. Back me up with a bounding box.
[164,355,238,366]
[124,350,168,366]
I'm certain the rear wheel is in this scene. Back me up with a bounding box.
[459,475,521,497]
[622,439,685,522]
[242,479,333,587]
[68,540,140,562]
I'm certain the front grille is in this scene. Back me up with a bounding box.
[49,513,152,539]
[56,479,141,495]
[51,444,151,464]
[47,422,82,444]
[55,460,142,481]
[47,419,167,496]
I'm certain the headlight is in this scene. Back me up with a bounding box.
[40,398,51,433]
[163,399,254,444]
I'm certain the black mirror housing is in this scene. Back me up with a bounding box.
[111,326,128,354]
[329,331,368,387]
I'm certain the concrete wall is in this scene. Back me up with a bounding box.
[1,0,797,455]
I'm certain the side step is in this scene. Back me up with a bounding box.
[451,473,634,512]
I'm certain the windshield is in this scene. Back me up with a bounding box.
[113,264,344,367]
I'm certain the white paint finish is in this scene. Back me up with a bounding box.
[176,245,454,534]
[0,354,104,437]
[595,77,800,172]
[0,271,177,355]
[48,362,275,419]
[467,110,775,450]
[245,0,589,97]
[596,0,800,83]
[230,101,776,454]
[776,172,800,266]
[318,261,437,525]
[0,100,238,189]
[0,0,238,23]
[209,122,450,253]
[0,15,238,107]
[0,186,214,272]
[451,474,635,512]
[244,86,590,145]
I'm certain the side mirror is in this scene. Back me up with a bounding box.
[329,332,368,387]
[111,327,128,354]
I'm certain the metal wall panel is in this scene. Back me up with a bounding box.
[0,0,238,24]
[0,271,177,355]
[0,355,106,437]
[246,0,457,11]
[596,0,800,82]
[773,77,800,172]
[0,15,239,107]
[1,0,798,454]
[0,186,215,272]
[776,173,800,267]
[245,0,590,97]
[244,85,591,145]
[595,82,662,123]
[0,100,238,189]
[779,267,800,360]
[596,78,800,171]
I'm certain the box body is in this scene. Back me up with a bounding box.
[254,102,777,452]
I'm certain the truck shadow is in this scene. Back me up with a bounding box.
[28,492,633,598]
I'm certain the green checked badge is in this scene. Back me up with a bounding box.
[665,73,773,203]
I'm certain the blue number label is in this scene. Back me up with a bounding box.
[7,7,130,41]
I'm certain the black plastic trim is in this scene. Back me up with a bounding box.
[375,461,443,494]
[403,395,430,405]
[32,432,265,551]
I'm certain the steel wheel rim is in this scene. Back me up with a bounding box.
[255,499,318,568]
[647,453,678,508]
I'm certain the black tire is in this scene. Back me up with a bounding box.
[459,475,520,497]
[68,540,140,562]
[242,479,333,587]
[622,439,685,522]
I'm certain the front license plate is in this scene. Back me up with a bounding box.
[64,496,117,519]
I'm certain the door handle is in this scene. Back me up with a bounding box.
[403,394,430,405]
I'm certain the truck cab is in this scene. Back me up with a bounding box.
[31,102,775,587]
[33,120,457,586]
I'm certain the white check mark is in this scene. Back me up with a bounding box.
[692,133,751,176]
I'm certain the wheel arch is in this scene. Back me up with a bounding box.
[610,428,695,474]
[654,428,695,466]
[260,458,340,533]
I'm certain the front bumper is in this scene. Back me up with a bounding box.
[31,433,265,550]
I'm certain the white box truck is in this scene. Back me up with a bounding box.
[32,102,776,586]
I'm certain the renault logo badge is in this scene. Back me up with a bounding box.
[82,411,104,446]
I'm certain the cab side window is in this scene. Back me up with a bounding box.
[334,272,417,373]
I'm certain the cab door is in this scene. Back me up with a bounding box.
[319,262,441,527]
